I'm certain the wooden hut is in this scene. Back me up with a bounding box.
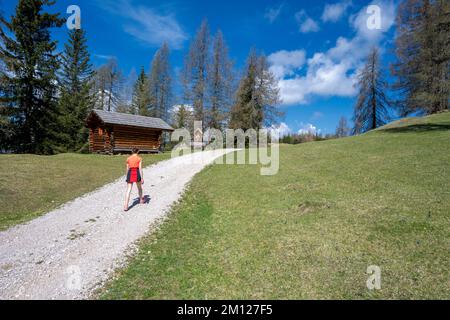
[86,110,174,154]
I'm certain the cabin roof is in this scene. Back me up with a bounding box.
[89,110,174,131]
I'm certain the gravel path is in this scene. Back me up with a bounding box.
[0,150,235,300]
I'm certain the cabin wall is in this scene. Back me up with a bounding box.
[104,127,113,154]
[112,125,162,152]
[89,127,106,153]
[88,124,164,154]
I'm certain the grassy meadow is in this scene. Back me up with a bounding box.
[0,153,170,230]
[100,112,450,299]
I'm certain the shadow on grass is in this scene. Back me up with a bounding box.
[380,124,450,133]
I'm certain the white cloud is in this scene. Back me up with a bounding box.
[264,4,284,23]
[271,0,396,106]
[276,52,358,105]
[268,50,306,78]
[270,122,292,137]
[349,0,396,41]
[96,0,188,49]
[322,1,352,23]
[298,123,319,135]
[295,10,320,33]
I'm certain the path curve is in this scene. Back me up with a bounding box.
[0,149,236,300]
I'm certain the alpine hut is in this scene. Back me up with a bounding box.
[86,110,174,154]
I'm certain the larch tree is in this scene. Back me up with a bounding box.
[353,48,390,134]
[148,43,172,120]
[0,0,64,154]
[391,0,449,116]
[92,64,108,111]
[105,58,122,112]
[182,20,210,125]
[116,68,137,114]
[335,116,350,138]
[58,29,94,152]
[207,30,234,129]
[93,58,122,112]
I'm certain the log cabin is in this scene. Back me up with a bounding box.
[86,110,174,154]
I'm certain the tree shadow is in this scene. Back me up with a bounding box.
[127,195,151,211]
[380,124,450,134]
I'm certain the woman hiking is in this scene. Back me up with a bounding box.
[124,148,145,211]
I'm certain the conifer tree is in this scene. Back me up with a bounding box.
[171,104,193,129]
[335,117,350,138]
[392,0,449,115]
[58,29,94,152]
[353,48,390,134]
[0,0,64,154]
[207,30,234,129]
[92,58,122,112]
[230,50,281,131]
[182,20,210,124]
[132,67,150,116]
[148,43,172,120]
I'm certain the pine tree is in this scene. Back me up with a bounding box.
[148,43,172,120]
[392,0,449,115]
[58,29,93,152]
[353,48,390,134]
[230,51,259,131]
[132,67,150,116]
[182,20,210,124]
[207,30,234,129]
[171,104,193,129]
[0,0,64,154]
[230,50,281,131]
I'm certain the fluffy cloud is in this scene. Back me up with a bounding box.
[298,123,319,135]
[270,122,322,137]
[277,52,358,105]
[272,1,396,106]
[270,122,292,137]
[268,50,306,78]
[322,1,352,23]
[295,10,320,33]
[264,4,284,24]
[96,0,188,49]
[349,0,396,41]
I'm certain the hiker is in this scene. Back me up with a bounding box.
[124,148,145,211]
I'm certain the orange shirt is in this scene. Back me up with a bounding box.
[127,154,142,168]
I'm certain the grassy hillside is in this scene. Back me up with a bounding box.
[100,112,450,299]
[0,153,169,230]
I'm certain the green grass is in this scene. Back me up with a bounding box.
[0,153,169,230]
[100,112,450,300]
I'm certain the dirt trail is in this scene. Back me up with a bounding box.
[0,150,235,300]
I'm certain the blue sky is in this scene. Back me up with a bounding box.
[2,0,399,134]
